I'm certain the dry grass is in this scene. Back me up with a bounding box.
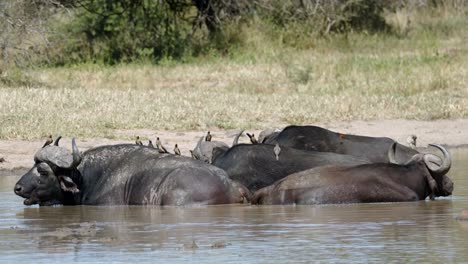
[1,10,467,140]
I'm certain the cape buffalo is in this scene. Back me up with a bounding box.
[252,144,453,205]
[14,139,250,206]
[263,125,418,163]
[192,130,244,163]
[212,144,370,192]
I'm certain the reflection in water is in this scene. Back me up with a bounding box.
[0,148,467,263]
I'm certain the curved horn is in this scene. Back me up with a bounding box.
[387,142,399,164]
[422,153,442,171]
[387,142,423,165]
[70,138,82,168]
[54,136,62,146]
[424,144,451,176]
[196,136,203,150]
[232,130,244,146]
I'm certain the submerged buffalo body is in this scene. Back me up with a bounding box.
[14,140,249,206]
[252,144,453,205]
[212,144,370,192]
[263,125,418,163]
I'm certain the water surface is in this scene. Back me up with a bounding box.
[1,149,467,263]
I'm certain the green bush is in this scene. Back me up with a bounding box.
[1,0,466,66]
[255,0,389,34]
[48,0,192,65]
[50,0,394,65]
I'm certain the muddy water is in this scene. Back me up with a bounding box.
[0,149,467,263]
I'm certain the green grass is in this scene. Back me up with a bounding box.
[0,7,467,140]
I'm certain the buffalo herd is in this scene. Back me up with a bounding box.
[14,125,453,207]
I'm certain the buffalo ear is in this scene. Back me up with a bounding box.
[58,176,80,193]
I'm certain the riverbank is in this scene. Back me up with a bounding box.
[1,119,467,172]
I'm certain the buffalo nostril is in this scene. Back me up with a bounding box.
[14,185,22,194]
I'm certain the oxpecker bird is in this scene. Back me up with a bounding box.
[42,135,53,148]
[156,137,168,153]
[246,133,258,144]
[148,140,154,148]
[205,131,212,142]
[406,135,417,149]
[274,143,281,161]
[174,144,181,156]
[135,136,143,146]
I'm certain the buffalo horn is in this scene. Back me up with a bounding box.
[54,136,62,146]
[388,142,422,165]
[195,136,203,151]
[232,130,244,146]
[423,144,451,176]
[70,138,82,168]
[387,142,399,164]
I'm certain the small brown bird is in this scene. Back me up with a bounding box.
[135,136,143,146]
[174,144,181,156]
[42,134,53,148]
[274,143,281,161]
[148,140,154,148]
[246,133,258,144]
[156,137,168,153]
[190,150,199,160]
[205,131,212,142]
[0,157,5,163]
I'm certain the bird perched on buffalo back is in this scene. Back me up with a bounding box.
[174,144,181,156]
[274,143,281,161]
[156,137,168,153]
[42,135,53,148]
[406,135,417,149]
[148,140,154,148]
[135,136,143,146]
[246,133,258,144]
[205,131,212,142]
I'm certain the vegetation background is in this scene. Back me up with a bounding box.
[0,0,467,140]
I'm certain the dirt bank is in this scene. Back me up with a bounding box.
[1,119,467,172]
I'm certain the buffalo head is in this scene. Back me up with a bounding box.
[14,138,82,206]
[192,130,243,164]
[388,143,453,198]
